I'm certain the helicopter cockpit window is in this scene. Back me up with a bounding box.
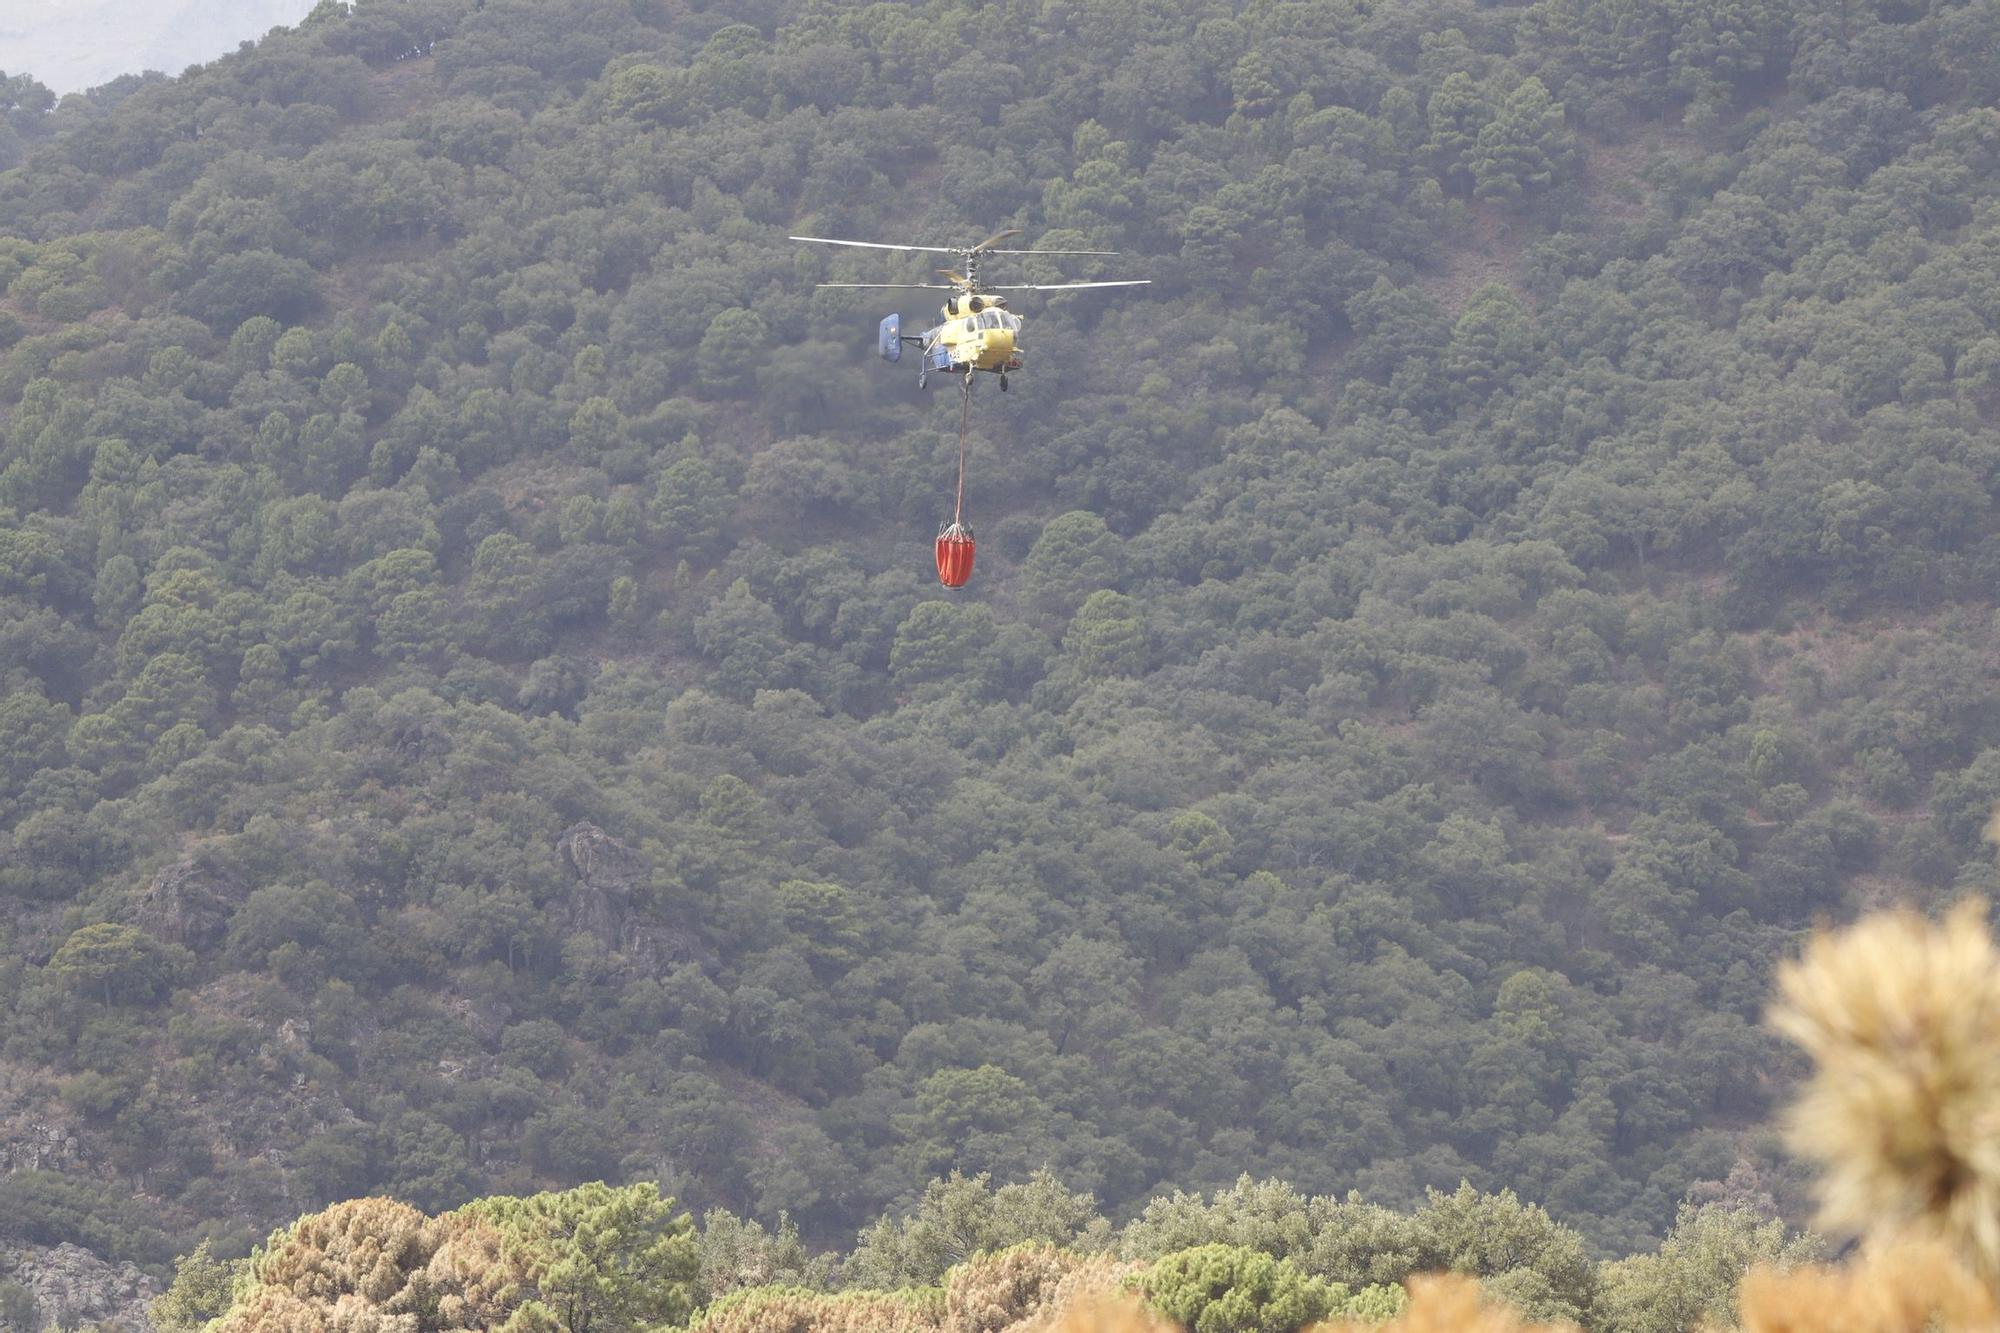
[998,312,1021,331]
[979,311,1001,329]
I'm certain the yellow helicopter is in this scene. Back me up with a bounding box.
[792,228,1149,391]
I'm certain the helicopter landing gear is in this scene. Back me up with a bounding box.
[917,367,927,390]
[999,372,1009,392]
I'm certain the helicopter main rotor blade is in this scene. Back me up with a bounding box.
[791,235,961,255]
[936,268,970,285]
[970,227,1024,253]
[795,233,1122,258]
[815,282,958,290]
[984,280,1153,290]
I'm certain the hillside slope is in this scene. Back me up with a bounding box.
[1,0,1999,1269]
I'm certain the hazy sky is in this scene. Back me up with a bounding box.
[0,0,319,95]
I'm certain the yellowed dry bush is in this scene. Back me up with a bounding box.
[1768,899,2000,1282]
[1732,1240,2000,1333]
[213,1287,417,1333]
[1009,1293,1176,1333]
[239,1198,440,1313]
[998,1255,1145,1333]
[424,1211,532,1331]
[215,1198,547,1333]
[944,1243,1084,1333]
[210,1288,331,1333]
[690,1286,941,1333]
[1307,1273,1578,1332]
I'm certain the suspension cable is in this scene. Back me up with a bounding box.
[954,373,972,526]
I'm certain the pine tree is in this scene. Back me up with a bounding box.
[1445,284,1539,407]
[1471,78,1573,203]
[1420,72,1493,193]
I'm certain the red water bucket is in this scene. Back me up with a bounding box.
[935,522,976,588]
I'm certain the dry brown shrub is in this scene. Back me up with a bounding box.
[210,1288,329,1333]
[945,1243,1083,1333]
[1009,1293,1176,1333]
[425,1211,531,1331]
[691,1286,941,1333]
[1732,1240,2000,1333]
[217,1199,537,1333]
[998,1255,1145,1333]
[1307,1273,1579,1332]
[214,1287,417,1333]
[1768,899,2000,1281]
[246,1198,440,1310]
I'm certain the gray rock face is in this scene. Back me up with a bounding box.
[130,854,243,951]
[557,821,648,947]
[557,821,649,893]
[554,822,712,970]
[2,1243,158,1333]
[0,1120,85,1175]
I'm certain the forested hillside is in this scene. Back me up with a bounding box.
[3,0,2000,1278]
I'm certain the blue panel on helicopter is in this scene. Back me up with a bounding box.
[878,313,901,362]
[928,343,953,371]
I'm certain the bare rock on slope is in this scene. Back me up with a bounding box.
[557,821,649,946]
[131,853,243,950]
[1,1243,158,1332]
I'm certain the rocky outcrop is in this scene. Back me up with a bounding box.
[557,821,649,892]
[556,821,648,947]
[555,822,711,970]
[0,1058,85,1177]
[130,854,244,951]
[2,1243,158,1333]
[0,1120,85,1174]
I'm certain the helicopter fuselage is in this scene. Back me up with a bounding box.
[921,297,1024,376]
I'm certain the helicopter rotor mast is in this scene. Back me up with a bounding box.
[957,227,1017,290]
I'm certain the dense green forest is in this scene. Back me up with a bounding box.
[3,0,2000,1286]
